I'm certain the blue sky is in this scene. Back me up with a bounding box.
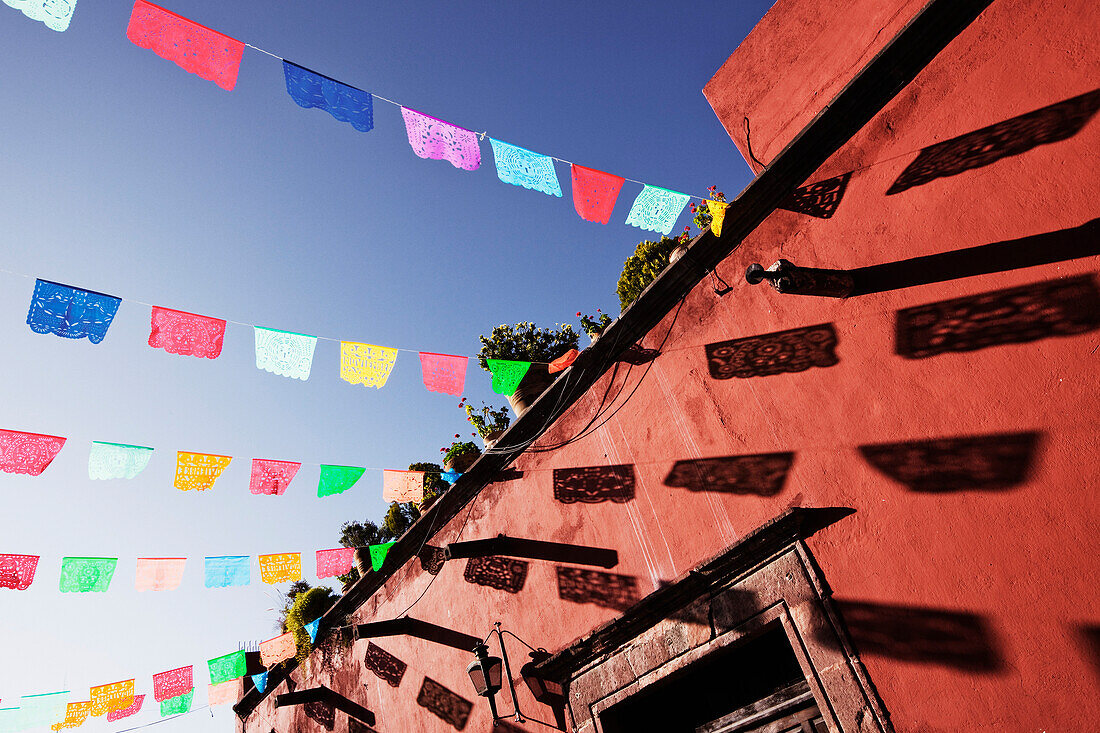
[0,1,770,729]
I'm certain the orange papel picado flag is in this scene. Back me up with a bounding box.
[382,469,424,503]
[258,553,302,584]
[259,632,297,666]
[174,451,231,491]
[89,679,135,717]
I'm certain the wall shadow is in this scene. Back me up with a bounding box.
[363,641,407,688]
[859,432,1040,492]
[1076,624,1100,684]
[417,677,473,731]
[706,324,839,379]
[553,464,635,504]
[778,172,852,218]
[618,344,661,365]
[849,220,1100,296]
[886,88,1100,195]
[304,699,335,731]
[463,555,529,594]
[276,685,375,730]
[556,566,640,612]
[828,599,1004,672]
[895,275,1100,359]
[348,721,380,733]
[664,452,795,496]
[497,468,525,481]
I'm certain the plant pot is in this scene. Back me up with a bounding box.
[507,362,554,416]
[353,548,372,577]
[482,429,506,449]
[668,242,690,264]
[443,448,480,474]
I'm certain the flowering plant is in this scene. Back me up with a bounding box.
[477,321,579,371]
[688,186,727,232]
[440,436,480,464]
[577,310,612,338]
[461,398,511,438]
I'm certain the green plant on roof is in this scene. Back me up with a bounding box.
[286,585,339,664]
[476,321,579,371]
[441,440,479,465]
[461,398,511,438]
[616,237,683,311]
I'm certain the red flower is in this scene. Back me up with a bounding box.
[576,312,581,316]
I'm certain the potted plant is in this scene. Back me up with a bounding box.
[616,236,683,311]
[577,309,612,344]
[462,398,511,447]
[441,438,480,473]
[477,322,580,416]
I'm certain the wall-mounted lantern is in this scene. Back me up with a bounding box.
[466,622,565,730]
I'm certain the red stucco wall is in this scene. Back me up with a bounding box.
[243,0,1099,730]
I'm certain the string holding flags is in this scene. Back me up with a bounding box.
[26,279,121,344]
[126,0,244,91]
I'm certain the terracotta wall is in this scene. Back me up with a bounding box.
[242,0,1100,730]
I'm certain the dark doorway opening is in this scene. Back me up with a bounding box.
[600,624,826,732]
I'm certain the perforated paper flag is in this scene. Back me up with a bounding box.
[259,553,301,584]
[207,681,237,707]
[207,651,247,684]
[283,61,374,132]
[13,692,69,730]
[127,0,244,91]
[152,667,192,703]
[548,348,580,374]
[571,164,625,225]
[251,673,268,694]
[59,557,116,593]
[259,633,296,666]
[158,689,192,717]
[254,327,317,381]
[174,451,231,491]
[315,547,355,579]
[89,680,134,717]
[486,359,531,396]
[51,700,91,730]
[305,618,321,643]
[489,139,562,197]
[382,470,424,503]
[625,185,691,236]
[419,352,467,396]
[2,0,78,31]
[148,306,226,359]
[441,469,461,484]
[0,429,66,476]
[135,558,186,591]
[249,459,301,496]
[26,280,120,343]
[401,107,481,171]
[204,555,250,588]
[369,542,395,571]
[317,464,365,497]
[88,442,153,480]
[0,553,39,590]
[340,342,398,389]
[106,694,144,722]
[707,200,728,237]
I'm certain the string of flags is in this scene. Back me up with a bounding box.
[0,614,324,730]
[3,0,731,237]
[0,428,464,499]
[2,541,397,594]
[18,275,581,397]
